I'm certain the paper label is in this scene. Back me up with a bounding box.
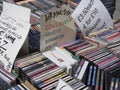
[72,0,113,36]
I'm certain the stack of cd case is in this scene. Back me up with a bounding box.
[106,21,120,56]
[38,73,91,90]
[114,21,120,32]
[14,52,47,75]
[74,59,104,90]
[109,77,120,90]
[28,28,40,53]
[78,48,120,89]
[107,41,120,57]
[61,39,120,89]
[62,39,97,57]
[14,52,90,90]
[88,27,120,45]
[14,53,69,89]
[7,83,30,90]
[74,60,116,90]
[74,58,89,82]
[80,48,120,72]
[84,67,106,90]
[0,67,17,90]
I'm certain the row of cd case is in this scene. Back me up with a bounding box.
[64,39,120,77]
[109,77,120,90]
[0,67,17,90]
[75,61,120,90]
[7,83,30,90]
[14,47,120,90]
[88,27,120,45]
[60,38,120,89]
[14,52,90,90]
[14,38,120,90]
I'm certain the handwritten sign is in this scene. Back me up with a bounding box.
[40,5,76,51]
[71,0,113,36]
[0,2,31,72]
[56,79,73,90]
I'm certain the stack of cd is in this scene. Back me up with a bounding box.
[14,53,67,89]
[85,64,98,89]
[74,58,89,82]
[107,41,120,57]
[8,83,30,90]
[78,48,120,89]
[75,61,116,90]
[62,39,97,57]
[74,59,105,89]
[28,28,40,53]
[114,21,120,32]
[109,77,120,90]
[106,21,120,56]
[61,39,120,89]
[14,53,47,76]
[0,67,17,90]
[80,48,120,70]
[94,68,106,90]
[84,67,106,90]
[88,27,120,45]
[40,73,91,90]
[14,53,91,90]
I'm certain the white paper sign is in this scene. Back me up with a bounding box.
[56,79,73,90]
[72,0,113,36]
[0,2,31,72]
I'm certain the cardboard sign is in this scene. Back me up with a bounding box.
[40,5,76,51]
[56,79,73,90]
[0,2,31,72]
[72,0,113,36]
